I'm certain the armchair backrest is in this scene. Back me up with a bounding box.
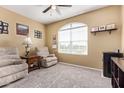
[0,48,21,67]
[36,47,50,57]
[0,47,19,58]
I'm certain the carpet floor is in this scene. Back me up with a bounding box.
[4,63,111,88]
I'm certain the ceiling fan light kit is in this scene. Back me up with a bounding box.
[42,5,72,15]
[51,5,56,10]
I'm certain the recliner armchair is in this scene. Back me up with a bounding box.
[0,48,28,87]
[36,47,58,67]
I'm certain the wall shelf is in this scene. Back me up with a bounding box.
[91,28,117,35]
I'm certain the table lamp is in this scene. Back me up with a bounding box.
[22,37,32,57]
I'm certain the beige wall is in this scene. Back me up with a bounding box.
[0,7,45,56]
[0,6,122,69]
[46,6,122,69]
[121,6,124,51]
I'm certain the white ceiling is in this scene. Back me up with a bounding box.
[1,5,108,24]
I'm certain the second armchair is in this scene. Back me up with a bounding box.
[36,47,58,67]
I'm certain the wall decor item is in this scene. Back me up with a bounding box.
[3,22,9,26]
[16,23,29,36]
[91,24,117,35]
[0,21,3,26]
[0,25,2,34]
[52,33,57,49]
[0,29,2,34]
[34,30,42,39]
[0,21,9,34]
[99,25,106,31]
[2,22,9,34]
[91,26,99,32]
[2,27,8,34]
[106,24,116,30]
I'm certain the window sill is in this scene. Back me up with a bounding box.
[58,52,88,56]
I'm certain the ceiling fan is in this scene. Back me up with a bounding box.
[42,5,72,15]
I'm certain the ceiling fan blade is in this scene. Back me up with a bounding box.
[57,5,72,7]
[42,5,51,13]
[56,6,61,15]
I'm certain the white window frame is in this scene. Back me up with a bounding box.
[58,23,88,55]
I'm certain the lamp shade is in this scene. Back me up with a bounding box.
[22,37,32,46]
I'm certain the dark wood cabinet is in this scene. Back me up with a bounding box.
[111,59,124,88]
[103,52,123,78]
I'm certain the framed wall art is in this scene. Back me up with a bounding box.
[16,23,29,36]
[106,24,116,30]
[52,33,57,49]
[0,25,2,34]
[2,26,8,34]
[0,21,3,26]
[99,25,106,31]
[34,30,42,39]
[0,21,9,34]
[91,26,99,32]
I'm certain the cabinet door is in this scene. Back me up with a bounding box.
[111,60,119,88]
[119,69,124,88]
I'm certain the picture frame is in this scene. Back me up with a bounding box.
[2,26,8,34]
[34,30,42,39]
[3,22,8,26]
[106,24,116,30]
[2,30,8,34]
[3,26,8,31]
[91,26,99,32]
[0,25,3,30]
[52,34,57,49]
[0,29,2,34]
[0,21,3,26]
[99,25,106,31]
[16,23,29,36]
[0,21,9,34]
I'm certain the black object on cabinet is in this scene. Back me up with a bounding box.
[103,52,123,78]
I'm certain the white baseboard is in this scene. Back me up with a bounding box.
[59,62,102,71]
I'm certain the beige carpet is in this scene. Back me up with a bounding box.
[4,63,111,88]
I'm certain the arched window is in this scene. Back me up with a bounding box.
[58,22,88,55]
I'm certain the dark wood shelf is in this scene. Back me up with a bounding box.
[91,28,117,35]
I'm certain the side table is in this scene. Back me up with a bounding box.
[21,56,42,72]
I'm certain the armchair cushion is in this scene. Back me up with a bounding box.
[0,48,19,56]
[0,55,20,59]
[0,62,28,78]
[0,59,23,67]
